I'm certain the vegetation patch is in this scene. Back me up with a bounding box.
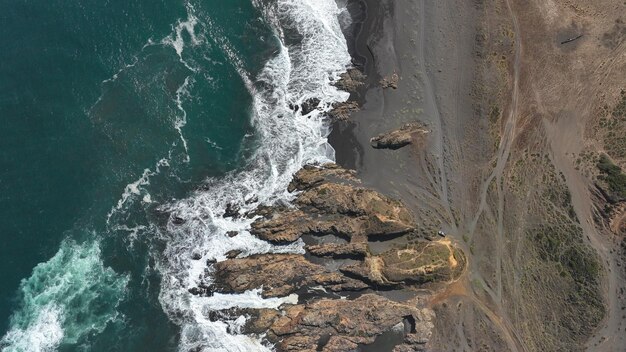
[598,90,626,161]
[597,153,626,200]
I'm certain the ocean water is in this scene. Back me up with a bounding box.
[0,0,351,351]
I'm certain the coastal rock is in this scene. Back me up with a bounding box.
[225,249,242,259]
[250,210,344,243]
[327,101,360,120]
[263,294,433,351]
[244,308,282,334]
[213,254,368,298]
[334,68,366,92]
[253,174,415,243]
[370,122,428,150]
[300,98,321,115]
[223,202,240,218]
[306,242,369,259]
[288,98,321,116]
[340,241,466,287]
[251,210,411,244]
[297,183,414,227]
[380,72,399,89]
[287,163,358,193]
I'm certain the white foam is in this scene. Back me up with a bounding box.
[162,5,202,64]
[175,76,193,162]
[1,240,129,352]
[107,158,169,223]
[1,304,64,352]
[199,289,298,311]
[155,0,352,350]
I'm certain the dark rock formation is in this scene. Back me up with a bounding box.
[334,68,366,92]
[289,98,321,115]
[297,98,321,115]
[223,203,240,218]
[370,122,428,150]
[327,101,360,120]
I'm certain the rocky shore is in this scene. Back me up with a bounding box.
[187,1,478,350]
[190,163,465,351]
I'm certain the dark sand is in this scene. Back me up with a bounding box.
[329,0,487,350]
[331,0,485,251]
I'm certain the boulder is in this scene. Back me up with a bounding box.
[300,98,321,115]
[370,123,428,150]
[223,203,240,218]
[380,72,399,89]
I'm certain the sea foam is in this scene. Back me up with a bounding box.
[0,240,129,352]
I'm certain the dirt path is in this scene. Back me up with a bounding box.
[462,1,527,350]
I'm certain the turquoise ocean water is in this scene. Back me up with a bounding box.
[0,0,351,351]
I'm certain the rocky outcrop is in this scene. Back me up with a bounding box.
[370,122,429,150]
[380,72,399,89]
[340,241,466,287]
[260,294,433,352]
[296,183,412,221]
[327,101,360,120]
[287,163,359,193]
[306,242,368,259]
[334,68,366,92]
[289,98,321,116]
[207,163,466,351]
[252,164,415,244]
[251,186,415,243]
[212,254,368,297]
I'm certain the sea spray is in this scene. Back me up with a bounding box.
[154,0,352,350]
[0,240,129,352]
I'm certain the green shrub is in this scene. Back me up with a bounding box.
[597,154,626,198]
